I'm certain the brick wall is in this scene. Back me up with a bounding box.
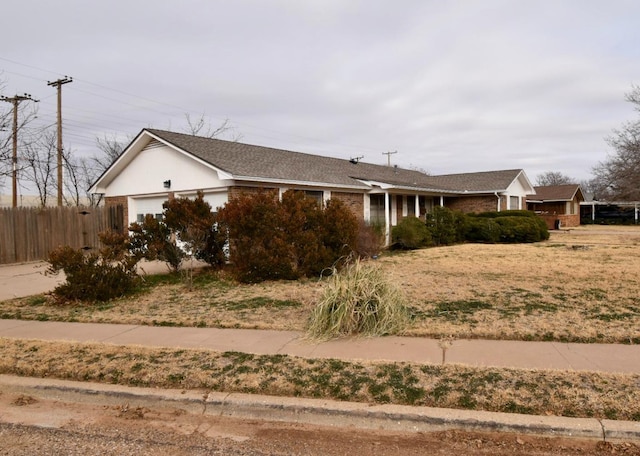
[228,186,277,199]
[528,202,565,214]
[445,195,500,213]
[331,191,364,220]
[538,214,580,229]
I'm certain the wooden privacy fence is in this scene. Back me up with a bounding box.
[0,205,124,264]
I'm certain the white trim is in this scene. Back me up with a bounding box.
[234,175,368,191]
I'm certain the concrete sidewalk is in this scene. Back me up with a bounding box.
[1,319,639,373]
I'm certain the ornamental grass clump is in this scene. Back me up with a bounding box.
[307,259,410,340]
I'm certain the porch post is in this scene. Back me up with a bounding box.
[415,194,420,217]
[385,191,391,245]
[439,195,444,207]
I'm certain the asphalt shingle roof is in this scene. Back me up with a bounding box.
[527,185,582,202]
[145,129,522,193]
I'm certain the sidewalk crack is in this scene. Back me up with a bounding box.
[596,418,606,442]
[98,325,141,343]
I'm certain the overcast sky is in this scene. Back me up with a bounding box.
[1,0,639,194]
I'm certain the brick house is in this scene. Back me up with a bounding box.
[90,129,536,244]
[526,184,584,229]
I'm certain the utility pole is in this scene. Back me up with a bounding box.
[0,94,39,207]
[382,150,397,167]
[47,76,72,206]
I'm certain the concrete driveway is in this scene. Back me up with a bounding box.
[0,260,179,301]
[0,262,65,301]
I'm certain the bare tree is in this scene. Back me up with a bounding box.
[535,171,576,186]
[592,85,640,201]
[94,133,127,174]
[62,149,84,206]
[184,113,243,141]
[21,129,57,206]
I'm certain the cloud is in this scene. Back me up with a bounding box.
[0,0,638,194]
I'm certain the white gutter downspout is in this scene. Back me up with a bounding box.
[495,192,501,212]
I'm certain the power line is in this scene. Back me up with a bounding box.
[1,55,392,163]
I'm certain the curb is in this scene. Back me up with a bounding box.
[2,375,639,442]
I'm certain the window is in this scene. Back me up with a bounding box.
[303,190,324,206]
[136,213,163,223]
[370,194,385,224]
[406,195,416,217]
[509,196,520,210]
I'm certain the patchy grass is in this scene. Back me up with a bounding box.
[1,225,640,343]
[1,338,638,421]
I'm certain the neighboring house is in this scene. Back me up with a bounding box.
[526,184,584,229]
[90,129,536,244]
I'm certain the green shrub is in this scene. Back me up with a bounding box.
[47,231,140,303]
[425,206,467,246]
[467,210,549,243]
[391,216,432,249]
[494,217,549,243]
[465,217,501,243]
[307,259,410,340]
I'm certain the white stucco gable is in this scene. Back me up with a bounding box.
[504,170,535,197]
[105,142,227,197]
[90,131,231,197]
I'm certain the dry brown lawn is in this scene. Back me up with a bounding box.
[2,225,640,343]
[2,337,639,421]
[2,225,640,422]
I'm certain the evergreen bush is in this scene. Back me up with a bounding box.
[425,206,467,246]
[465,217,501,243]
[218,190,361,282]
[391,216,432,249]
[163,191,226,268]
[217,190,297,282]
[466,210,549,243]
[47,231,140,303]
[129,214,184,271]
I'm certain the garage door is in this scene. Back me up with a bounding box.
[202,192,228,212]
[131,196,169,223]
